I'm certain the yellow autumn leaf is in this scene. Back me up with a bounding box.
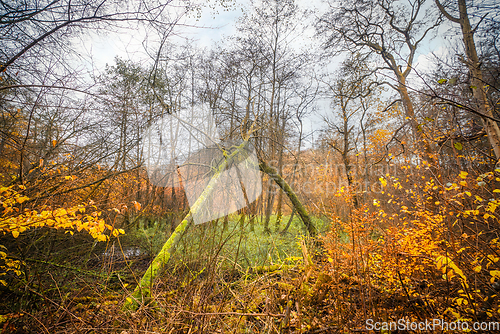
[490,270,500,283]
[12,231,19,238]
[15,196,29,204]
[56,208,68,216]
[488,255,500,263]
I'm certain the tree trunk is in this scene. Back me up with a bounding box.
[259,161,317,236]
[436,0,500,161]
[457,0,500,160]
[281,207,296,235]
[397,76,434,161]
[123,141,249,311]
[264,183,275,234]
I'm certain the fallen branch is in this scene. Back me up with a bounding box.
[123,142,317,311]
[251,264,297,274]
[178,310,285,318]
[259,161,317,236]
[123,142,250,311]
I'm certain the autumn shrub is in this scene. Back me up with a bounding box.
[0,183,129,286]
[322,163,500,329]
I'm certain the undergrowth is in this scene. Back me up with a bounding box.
[0,214,333,333]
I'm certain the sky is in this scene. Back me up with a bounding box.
[78,0,333,69]
[77,0,328,146]
[78,0,246,70]
[78,0,458,78]
[75,0,460,148]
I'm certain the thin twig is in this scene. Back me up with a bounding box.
[177,310,285,318]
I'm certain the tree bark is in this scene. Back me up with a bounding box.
[259,161,317,236]
[436,0,500,161]
[123,141,249,311]
[395,72,435,162]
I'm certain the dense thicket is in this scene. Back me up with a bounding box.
[2,0,500,332]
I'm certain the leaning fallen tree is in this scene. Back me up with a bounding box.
[258,160,317,236]
[123,140,316,311]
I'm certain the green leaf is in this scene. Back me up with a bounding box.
[470,85,477,89]
[454,142,463,150]
[438,79,448,84]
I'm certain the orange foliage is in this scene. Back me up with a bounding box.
[323,164,500,323]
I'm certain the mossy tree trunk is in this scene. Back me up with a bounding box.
[123,142,249,311]
[259,161,317,236]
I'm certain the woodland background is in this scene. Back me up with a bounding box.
[1,0,500,332]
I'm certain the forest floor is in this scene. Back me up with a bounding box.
[0,214,355,333]
[4,207,492,333]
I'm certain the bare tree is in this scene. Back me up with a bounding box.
[0,0,182,73]
[435,0,500,161]
[232,0,312,232]
[317,0,442,160]
[321,54,379,207]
